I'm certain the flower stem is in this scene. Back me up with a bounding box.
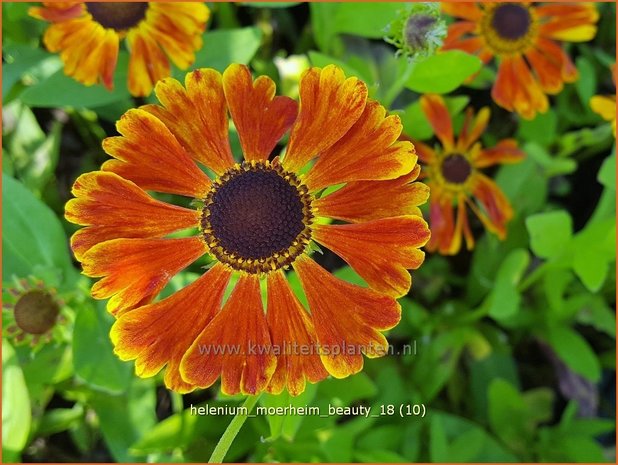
[208,394,262,463]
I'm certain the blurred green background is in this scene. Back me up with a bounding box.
[2,1,616,463]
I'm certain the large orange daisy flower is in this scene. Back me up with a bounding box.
[442,2,598,119]
[29,2,209,96]
[65,64,430,395]
[411,94,524,255]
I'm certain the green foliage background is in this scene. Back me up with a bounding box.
[2,2,616,463]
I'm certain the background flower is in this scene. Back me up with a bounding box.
[442,2,599,118]
[29,2,209,96]
[410,94,524,254]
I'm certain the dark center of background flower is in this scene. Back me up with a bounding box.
[491,3,531,40]
[205,167,306,261]
[405,14,436,50]
[441,154,472,184]
[86,2,148,31]
[14,290,60,335]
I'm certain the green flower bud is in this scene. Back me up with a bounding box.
[384,2,447,62]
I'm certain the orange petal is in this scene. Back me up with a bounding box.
[143,2,209,69]
[82,236,206,315]
[65,171,199,261]
[473,139,525,168]
[420,94,454,149]
[441,3,482,21]
[413,140,439,165]
[426,187,457,255]
[443,21,477,47]
[283,65,368,172]
[142,69,235,175]
[492,56,548,119]
[510,55,549,119]
[111,263,231,393]
[305,100,416,190]
[42,18,119,90]
[537,3,598,42]
[444,36,484,55]
[525,48,564,94]
[29,3,83,22]
[535,37,578,83]
[469,173,514,239]
[101,109,211,197]
[458,194,475,251]
[313,216,429,297]
[181,275,276,395]
[126,28,170,97]
[266,271,328,396]
[457,107,490,151]
[293,256,401,378]
[222,64,298,161]
[314,166,429,223]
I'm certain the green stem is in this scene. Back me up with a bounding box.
[383,61,415,110]
[208,394,262,464]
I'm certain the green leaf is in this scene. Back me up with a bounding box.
[429,414,449,462]
[526,210,573,260]
[91,379,157,462]
[2,174,74,280]
[5,102,62,195]
[319,372,377,405]
[37,406,84,436]
[525,142,577,177]
[333,3,401,38]
[487,379,531,454]
[495,157,548,215]
[190,27,262,72]
[2,340,31,462]
[309,2,341,53]
[545,326,601,382]
[572,218,616,292]
[72,302,133,394]
[488,249,530,319]
[517,110,558,146]
[20,53,130,108]
[575,56,597,106]
[2,44,60,99]
[406,51,482,94]
[597,151,616,190]
[261,382,317,441]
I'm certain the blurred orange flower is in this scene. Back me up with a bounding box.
[442,2,598,119]
[410,94,525,255]
[29,2,209,96]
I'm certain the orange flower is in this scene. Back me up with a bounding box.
[65,64,430,395]
[29,2,209,96]
[410,94,524,255]
[590,64,616,137]
[442,2,598,119]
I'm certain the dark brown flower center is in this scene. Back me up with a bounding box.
[491,3,531,41]
[441,154,472,184]
[86,2,148,31]
[201,162,313,274]
[405,14,436,50]
[14,290,59,335]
